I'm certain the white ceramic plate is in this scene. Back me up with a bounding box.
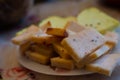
[17,27,120,76]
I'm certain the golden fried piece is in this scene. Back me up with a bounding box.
[31,33,62,44]
[51,57,74,70]
[53,43,70,59]
[26,51,49,65]
[46,28,68,37]
[30,44,54,58]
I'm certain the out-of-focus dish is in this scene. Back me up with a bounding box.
[12,7,120,76]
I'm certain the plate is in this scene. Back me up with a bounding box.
[17,27,120,76]
[17,52,93,76]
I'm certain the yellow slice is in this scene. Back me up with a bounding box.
[39,16,76,29]
[77,7,119,34]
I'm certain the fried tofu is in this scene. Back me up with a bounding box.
[61,28,105,63]
[85,54,120,76]
[46,28,68,37]
[31,33,62,44]
[26,52,49,65]
[53,43,70,59]
[30,44,54,58]
[12,25,40,45]
[51,57,74,70]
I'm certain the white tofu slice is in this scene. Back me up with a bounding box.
[85,54,120,76]
[61,28,105,63]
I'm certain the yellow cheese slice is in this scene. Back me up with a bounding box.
[77,8,119,34]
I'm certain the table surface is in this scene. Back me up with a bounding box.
[0,0,120,80]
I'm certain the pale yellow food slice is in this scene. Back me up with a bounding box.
[39,16,76,29]
[51,57,74,70]
[85,54,120,76]
[77,8,119,34]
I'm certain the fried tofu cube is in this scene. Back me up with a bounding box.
[46,28,68,37]
[53,43,70,59]
[26,52,49,65]
[30,44,54,58]
[61,28,105,63]
[51,57,74,70]
[31,33,62,44]
[85,54,120,76]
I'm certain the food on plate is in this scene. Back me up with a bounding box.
[85,54,120,76]
[83,32,118,64]
[26,51,50,65]
[75,44,111,69]
[31,32,62,44]
[46,28,68,37]
[66,21,86,33]
[53,43,70,59]
[12,25,40,45]
[77,8,119,34]
[51,57,74,70]
[105,31,118,47]
[61,28,106,63]
[12,8,120,76]
[39,16,76,29]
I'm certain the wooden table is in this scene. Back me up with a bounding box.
[0,0,120,80]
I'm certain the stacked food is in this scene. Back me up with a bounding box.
[12,8,120,76]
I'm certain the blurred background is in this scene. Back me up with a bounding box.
[0,0,119,31]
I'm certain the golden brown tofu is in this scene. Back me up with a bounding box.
[30,44,54,58]
[51,57,74,70]
[31,33,62,44]
[46,28,68,37]
[53,43,70,59]
[26,51,49,65]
